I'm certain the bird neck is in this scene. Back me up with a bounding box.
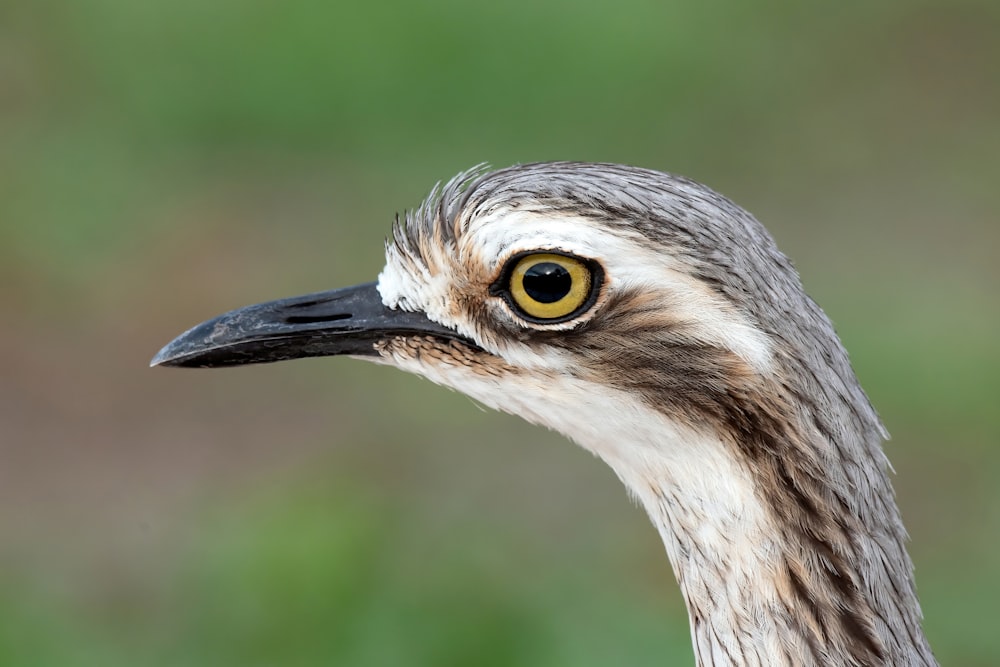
[573,389,937,667]
[388,331,936,665]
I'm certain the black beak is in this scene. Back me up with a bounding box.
[151,281,473,368]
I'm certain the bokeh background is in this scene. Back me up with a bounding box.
[3,1,998,664]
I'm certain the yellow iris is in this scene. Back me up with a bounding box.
[508,253,592,320]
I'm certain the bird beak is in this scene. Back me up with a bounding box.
[150,281,469,368]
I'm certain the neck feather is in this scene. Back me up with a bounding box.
[591,382,937,667]
[379,335,937,666]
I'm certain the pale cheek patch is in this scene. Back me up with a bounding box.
[377,247,426,312]
[377,254,468,335]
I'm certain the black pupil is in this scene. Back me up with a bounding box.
[522,262,572,303]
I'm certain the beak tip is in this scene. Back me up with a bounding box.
[150,344,177,368]
[150,316,224,368]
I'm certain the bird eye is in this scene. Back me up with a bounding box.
[497,252,601,322]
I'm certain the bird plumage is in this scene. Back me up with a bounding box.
[154,162,936,666]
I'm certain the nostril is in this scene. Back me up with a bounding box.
[285,313,353,324]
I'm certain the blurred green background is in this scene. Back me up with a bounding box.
[2,0,998,664]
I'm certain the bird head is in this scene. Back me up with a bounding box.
[151,163,813,443]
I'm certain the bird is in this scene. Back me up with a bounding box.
[152,162,937,666]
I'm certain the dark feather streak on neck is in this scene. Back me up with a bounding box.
[681,356,889,665]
